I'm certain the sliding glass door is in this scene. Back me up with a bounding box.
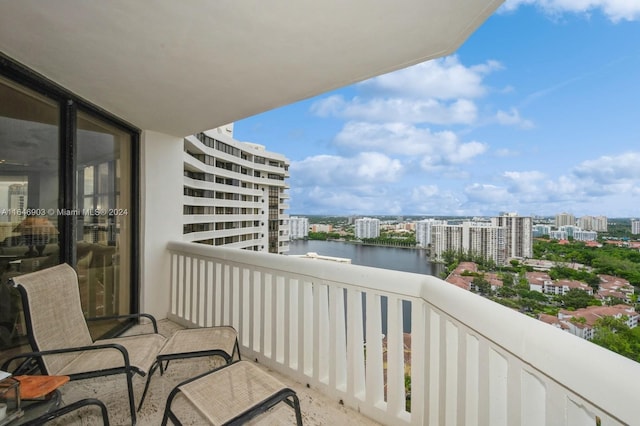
[0,68,138,359]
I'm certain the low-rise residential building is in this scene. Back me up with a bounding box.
[544,279,593,296]
[445,262,504,292]
[310,224,333,233]
[526,272,593,295]
[597,275,635,304]
[526,271,553,293]
[542,305,640,341]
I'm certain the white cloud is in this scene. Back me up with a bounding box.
[310,56,504,126]
[572,152,640,183]
[411,185,439,199]
[333,122,488,168]
[409,186,469,215]
[291,152,403,187]
[291,183,408,215]
[359,56,502,100]
[464,183,512,204]
[494,148,520,157]
[503,170,546,192]
[502,0,640,22]
[495,108,534,129]
[312,96,477,125]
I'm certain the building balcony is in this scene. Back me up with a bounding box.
[161,241,639,426]
[55,318,378,425]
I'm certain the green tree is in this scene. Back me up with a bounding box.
[562,288,598,310]
[472,275,492,295]
[592,316,640,362]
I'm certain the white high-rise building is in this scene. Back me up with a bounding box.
[533,225,552,237]
[183,126,290,254]
[550,230,568,240]
[632,219,640,235]
[491,213,533,259]
[431,221,506,265]
[415,219,444,247]
[289,216,309,240]
[6,183,27,223]
[355,217,380,239]
[573,230,598,242]
[558,225,580,239]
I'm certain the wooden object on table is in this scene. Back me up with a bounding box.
[14,376,69,400]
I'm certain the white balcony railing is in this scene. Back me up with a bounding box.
[167,241,640,426]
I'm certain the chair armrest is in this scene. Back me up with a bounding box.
[86,313,159,333]
[1,342,132,374]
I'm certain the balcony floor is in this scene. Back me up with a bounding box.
[48,319,380,425]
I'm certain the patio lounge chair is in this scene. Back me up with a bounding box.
[1,263,166,425]
[162,360,303,425]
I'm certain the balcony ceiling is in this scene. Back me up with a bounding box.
[0,0,503,137]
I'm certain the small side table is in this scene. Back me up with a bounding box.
[14,376,69,400]
[11,376,69,426]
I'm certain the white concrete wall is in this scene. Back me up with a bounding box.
[139,130,183,319]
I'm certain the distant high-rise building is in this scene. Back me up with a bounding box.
[558,225,580,239]
[549,230,568,240]
[533,225,552,237]
[573,230,598,242]
[491,213,533,259]
[632,219,640,235]
[415,219,444,247]
[555,212,575,228]
[431,221,506,265]
[355,217,380,239]
[7,183,27,222]
[289,216,309,240]
[183,126,290,254]
[577,215,608,232]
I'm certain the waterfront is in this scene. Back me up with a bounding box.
[288,239,444,277]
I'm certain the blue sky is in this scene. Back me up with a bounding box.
[234,0,640,218]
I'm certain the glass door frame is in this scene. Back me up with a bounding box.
[0,53,141,330]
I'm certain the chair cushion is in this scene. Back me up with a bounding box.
[14,264,93,374]
[179,361,291,425]
[57,333,166,376]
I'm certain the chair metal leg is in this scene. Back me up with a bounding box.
[291,394,303,426]
[161,385,184,426]
[126,371,137,425]
[137,361,159,412]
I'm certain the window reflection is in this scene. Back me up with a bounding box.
[77,111,131,320]
[0,77,59,352]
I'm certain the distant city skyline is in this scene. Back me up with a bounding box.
[235,1,640,217]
